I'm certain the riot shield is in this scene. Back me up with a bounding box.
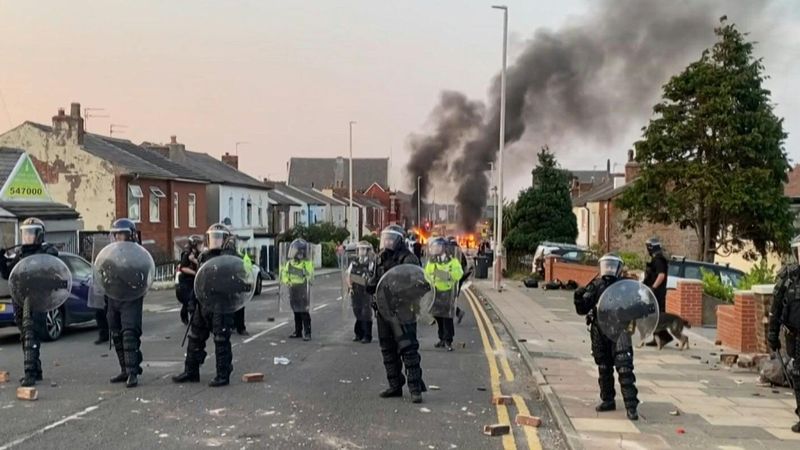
[88,234,112,308]
[194,254,255,314]
[597,279,659,347]
[93,241,155,302]
[339,243,357,304]
[344,245,375,321]
[278,240,314,314]
[9,254,72,313]
[375,265,433,335]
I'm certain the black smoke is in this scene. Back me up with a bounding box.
[406,0,772,231]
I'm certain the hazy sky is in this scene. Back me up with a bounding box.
[1,0,798,199]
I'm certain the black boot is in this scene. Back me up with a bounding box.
[126,373,139,388]
[596,401,616,412]
[94,331,109,345]
[289,315,302,338]
[110,333,127,383]
[411,392,423,404]
[302,316,311,341]
[20,373,36,387]
[208,376,230,387]
[172,368,200,383]
[627,408,639,421]
[379,386,403,398]
[180,305,189,325]
[122,331,142,388]
[792,421,800,433]
[434,340,444,348]
[361,321,372,343]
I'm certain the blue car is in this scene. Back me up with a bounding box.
[0,252,96,341]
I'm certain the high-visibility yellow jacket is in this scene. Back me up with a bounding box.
[424,257,463,291]
[280,259,314,286]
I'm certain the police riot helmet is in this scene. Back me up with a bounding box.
[356,240,374,262]
[645,237,662,256]
[598,254,624,280]
[288,239,308,260]
[187,234,203,250]
[110,218,138,243]
[380,225,406,252]
[20,217,46,246]
[428,237,448,262]
[205,223,231,250]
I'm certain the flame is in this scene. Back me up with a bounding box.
[457,233,477,249]
[411,227,429,244]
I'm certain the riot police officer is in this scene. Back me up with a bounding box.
[767,235,800,433]
[280,239,314,341]
[644,237,670,346]
[177,235,203,325]
[367,224,427,403]
[574,254,640,421]
[446,236,469,324]
[348,241,375,343]
[106,218,146,388]
[425,237,463,351]
[0,218,59,387]
[173,223,241,387]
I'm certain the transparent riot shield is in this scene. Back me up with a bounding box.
[339,243,357,305]
[426,263,458,319]
[597,279,660,347]
[194,254,255,314]
[278,240,314,314]
[9,254,72,313]
[93,241,156,302]
[87,235,112,308]
[375,264,433,337]
[344,243,375,321]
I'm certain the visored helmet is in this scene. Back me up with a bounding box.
[380,225,406,252]
[645,237,662,256]
[205,223,231,250]
[20,217,46,246]
[598,253,624,279]
[111,218,138,243]
[427,237,448,261]
[356,240,374,262]
[187,234,203,250]
[288,239,308,260]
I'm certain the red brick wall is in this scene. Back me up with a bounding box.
[608,201,700,260]
[716,291,758,352]
[666,279,703,326]
[752,286,775,353]
[544,256,598,286]
[115,175,207,257]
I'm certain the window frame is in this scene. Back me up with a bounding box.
[188,193,197,228]
[128,184,143,222]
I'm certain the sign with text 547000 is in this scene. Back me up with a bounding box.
[2,156,51,202]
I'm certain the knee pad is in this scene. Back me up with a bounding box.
[214,333,230,345]
[597,364,614,376]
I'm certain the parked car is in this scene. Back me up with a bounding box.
[666,256,745,289]
[0,252,97,341]
[532,242,592,276]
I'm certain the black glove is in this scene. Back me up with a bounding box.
[768,332,781,351]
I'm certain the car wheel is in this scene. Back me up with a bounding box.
[254,272,262,296]
[42,307,65,342]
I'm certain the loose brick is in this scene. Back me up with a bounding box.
[0,371,9,383]
[491,395,514,405]
[483,424,511,436]
[17,387,38,401]
[515,414,542,427]
[241,373,264,383]
[720,353,738,365]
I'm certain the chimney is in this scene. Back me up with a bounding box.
[170,135,177,144]
[624,149,640,183]
[52,103,84,145]
[222,152,239,170]
[166,135,187,163]
[606,159,611,174]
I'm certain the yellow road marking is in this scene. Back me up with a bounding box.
[466,288,542,450]
[466,288,516,450]
[468,289,515,381]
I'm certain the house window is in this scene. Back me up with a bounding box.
[240,198,245,226]
[258,198,264,227]
[148,186,165,223]
[293,211,302,226]
[228,197,234,222]
[188,193,197,228]
[128,184,144,222]
[246,199,252,226]
[279,211,286,233]
[173,192,179,228]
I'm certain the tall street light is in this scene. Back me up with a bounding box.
[349,121,357,243]
[492,4,508,291]
[417,176,422,227]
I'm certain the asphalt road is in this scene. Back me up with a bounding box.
[0,272,565,450]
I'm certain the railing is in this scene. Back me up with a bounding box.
[153,262,177,283]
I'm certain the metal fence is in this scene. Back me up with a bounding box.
[505,250,533,275]
[154,262,177,283]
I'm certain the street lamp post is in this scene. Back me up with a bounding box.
[492,4,508,291]
[349,121,357,243]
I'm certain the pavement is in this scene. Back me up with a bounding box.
[0,271,563,449]
[473,278,800,449]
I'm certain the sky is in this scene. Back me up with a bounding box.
[1,0,798,201]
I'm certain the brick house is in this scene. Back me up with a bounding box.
[0,103,209,259]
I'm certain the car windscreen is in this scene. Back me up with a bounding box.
[719,269,743,288]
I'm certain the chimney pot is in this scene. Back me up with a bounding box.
[70,103,80,118]
[170,135,177,144]
[57,108,65,117]
[628,149,634,162]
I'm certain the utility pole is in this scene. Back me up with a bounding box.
[492,4,508,292]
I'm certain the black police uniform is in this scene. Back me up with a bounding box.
[574,276,640,419]
[107,293,145,386]
[768,264,800,432]
[644,250,671,345]
[0,242,58,385]
[349,259,374,342]
[178,247,200,324]
[174,247,239,386]
[367,246,426,397]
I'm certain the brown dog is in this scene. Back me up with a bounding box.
[637,313,691,350]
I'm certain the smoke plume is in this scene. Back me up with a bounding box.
[406,0,772,231]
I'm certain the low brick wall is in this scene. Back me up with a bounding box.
[752,284,775,354]
[544,256,597,286]
[716,291,758,352]
[665,279,703,326]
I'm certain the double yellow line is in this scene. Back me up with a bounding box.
[464,287,542,450]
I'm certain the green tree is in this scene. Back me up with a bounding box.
[616,20,793,262]
[504,147,578,253]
